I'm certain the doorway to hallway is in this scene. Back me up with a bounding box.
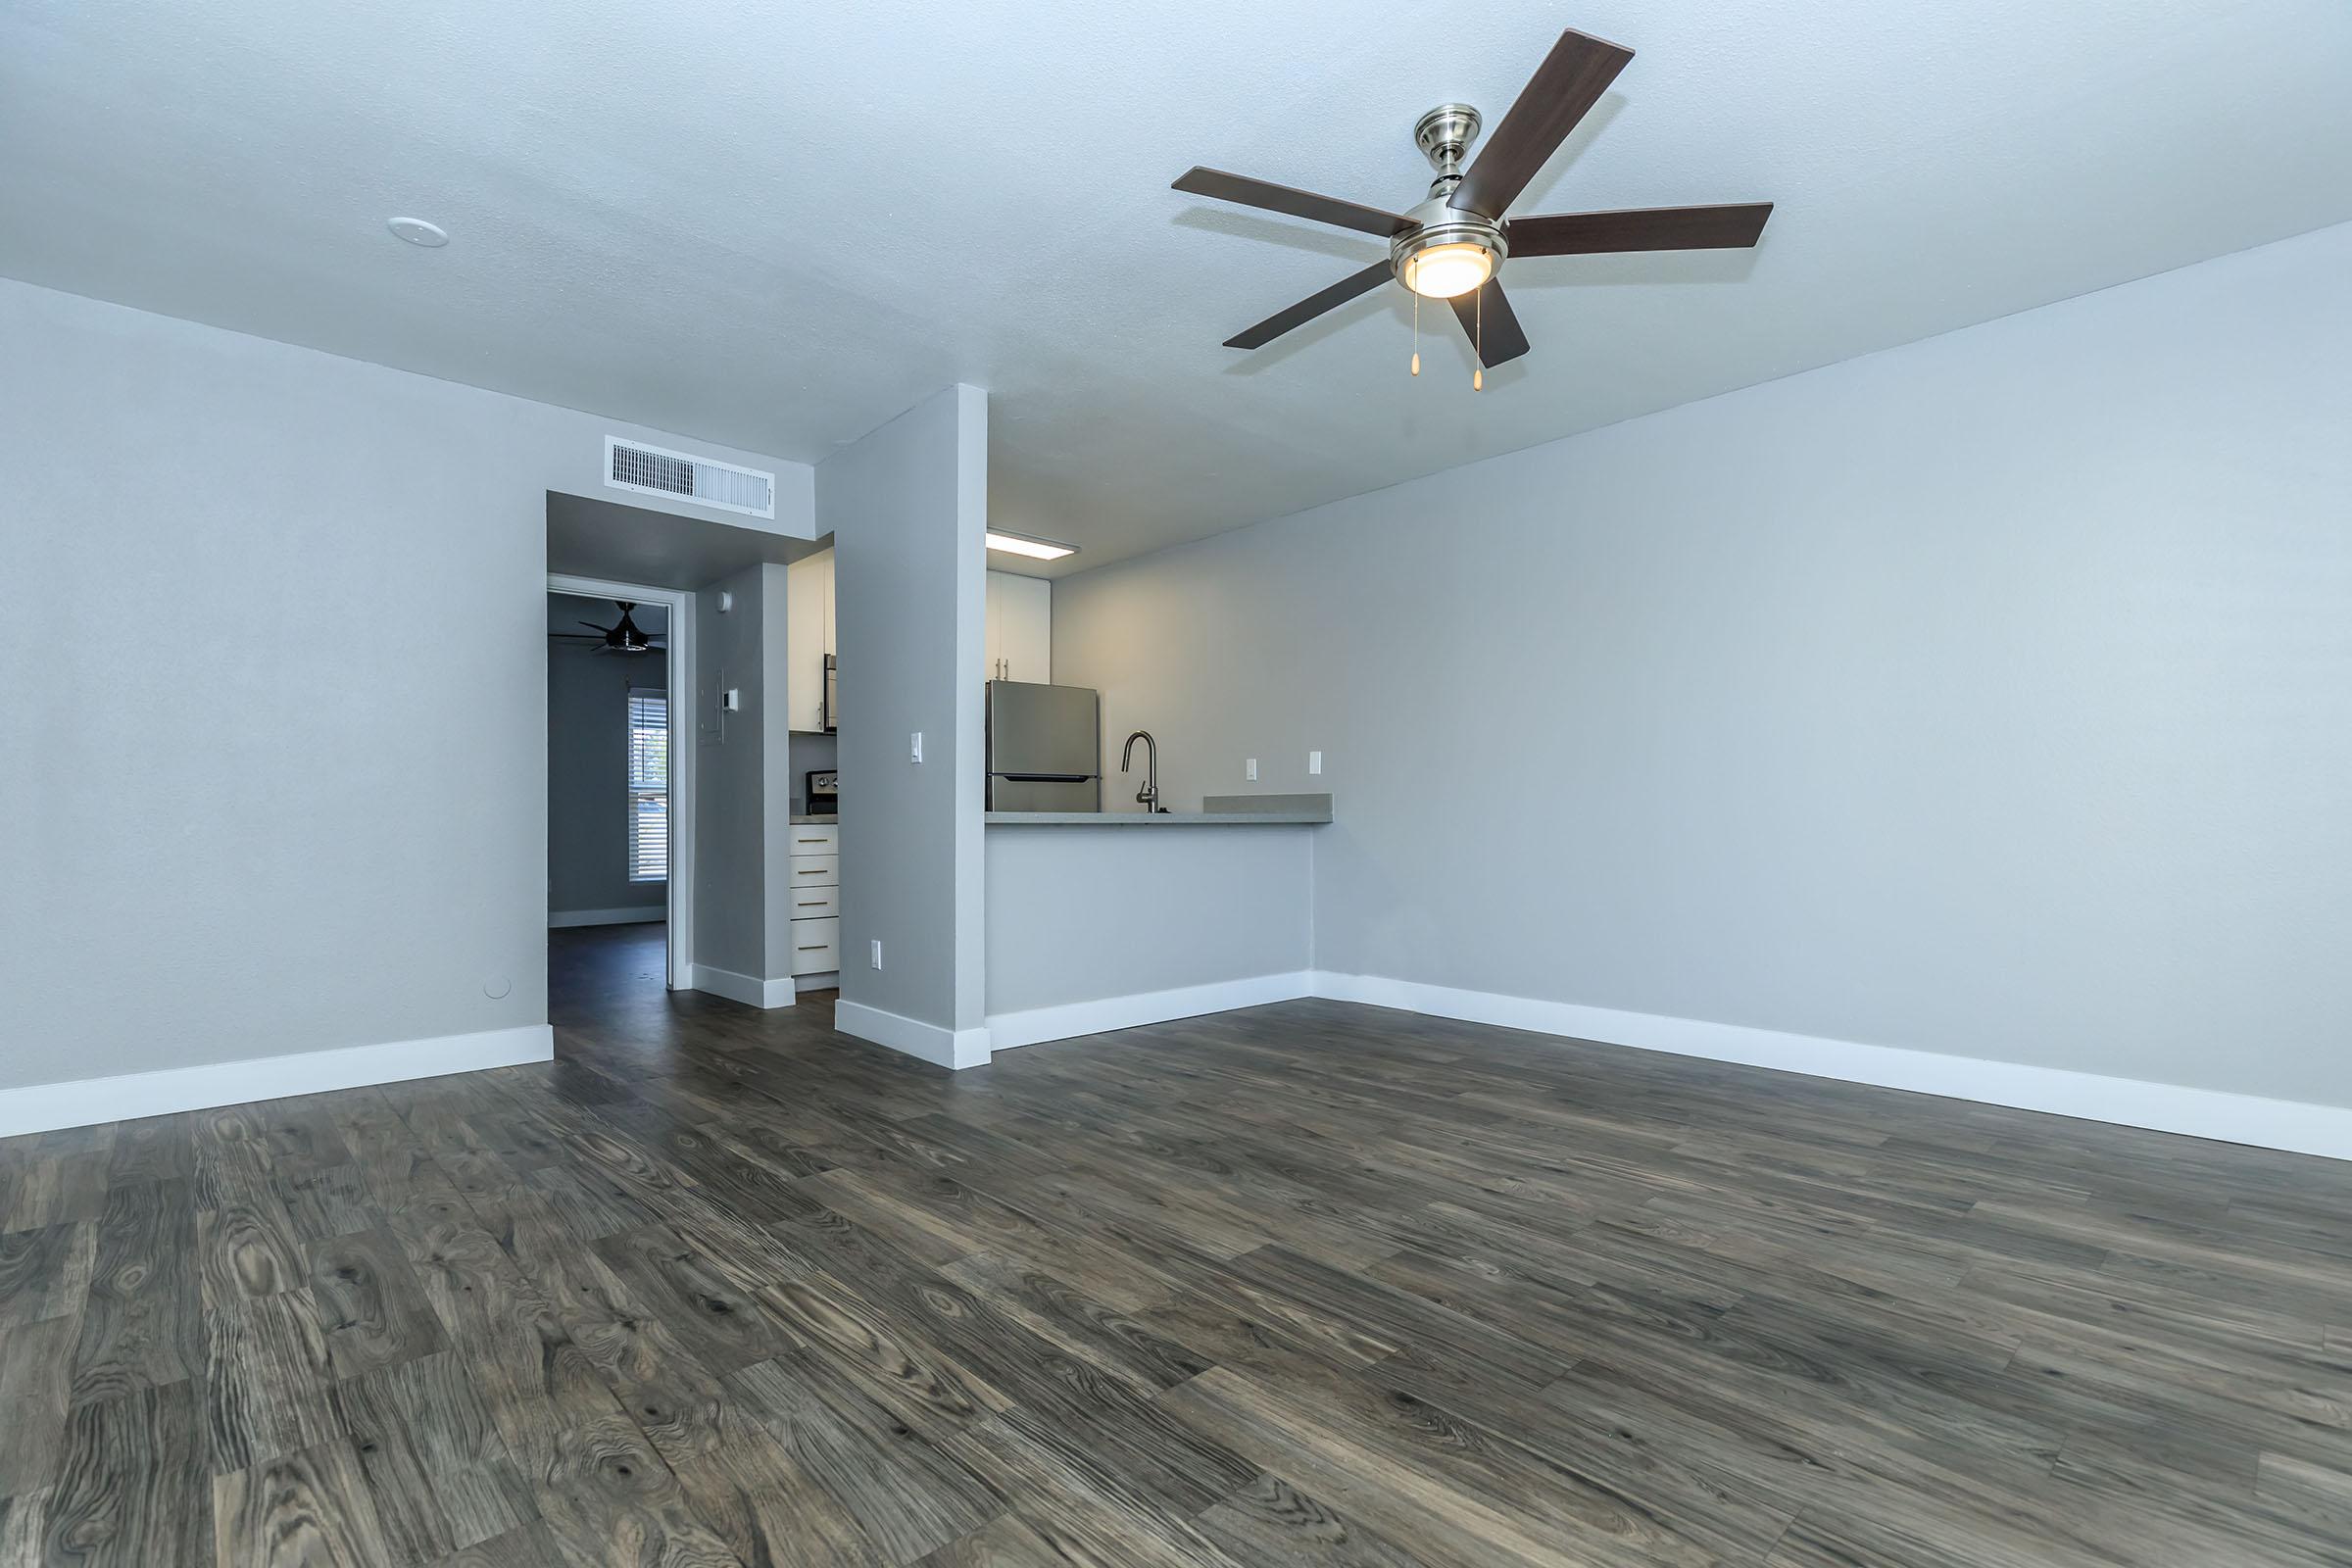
[547,573,693,991]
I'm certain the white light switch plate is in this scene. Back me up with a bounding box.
[1307,750,1322,775]
[869,940,883,969]
[1246,758,1258,781]
[909,731,924,763]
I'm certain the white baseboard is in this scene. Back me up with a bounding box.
[688,964,795,1009]
[549,906,665,928]
[834,999,993,1070]
[0,1024,554,1140]
[795,972,840,996]
[988,971,1316,1052]
[1311,971,2352,1161]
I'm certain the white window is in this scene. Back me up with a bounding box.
[627,690,668,882]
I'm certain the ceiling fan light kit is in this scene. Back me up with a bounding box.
[1395,103,1503,302]
[1398,238,1498,300]
[1173,27,1774,386]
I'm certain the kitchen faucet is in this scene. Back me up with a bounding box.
[1121,730,1167,812]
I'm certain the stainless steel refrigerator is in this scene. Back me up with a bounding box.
[986,680,1101,810]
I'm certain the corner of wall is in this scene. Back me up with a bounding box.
[822,384,991,1059]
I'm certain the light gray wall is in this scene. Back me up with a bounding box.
[985,826,1313,1017]
[691,563,770,980]
[822,386,988,1036]
[547,629,667,918]
[0,276,811,1093]
[1053,221,2352,1109]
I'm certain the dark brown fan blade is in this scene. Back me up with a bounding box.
[1449,29,1634,220]
[1508,203,1772,256]
[1225,260,1394,350]
[1174,168,1408,238]
[1448,279,1531,368]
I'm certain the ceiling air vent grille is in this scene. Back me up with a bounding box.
[605,437,775,519]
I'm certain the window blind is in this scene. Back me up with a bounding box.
[627,690,668,882]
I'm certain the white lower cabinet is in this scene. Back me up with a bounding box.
[784,853,839,887]
[785,885,840,919]
[787,822,840,977]
[788,916,841,976]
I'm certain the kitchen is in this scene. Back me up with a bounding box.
[785,534,1332,1047]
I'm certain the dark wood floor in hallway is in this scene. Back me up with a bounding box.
[4,921,2350,1565]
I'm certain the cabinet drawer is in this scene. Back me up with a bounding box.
[785,884,840,919]
[788,916,840,975]
[787,823,838,853]
[786,853,838,887]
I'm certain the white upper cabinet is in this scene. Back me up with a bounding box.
[985,570,1052,685]
[787,548,835,733]
[789,556,1043,725]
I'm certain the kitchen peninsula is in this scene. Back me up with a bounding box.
[983,794,1333,827]
[984,793,1333,1049]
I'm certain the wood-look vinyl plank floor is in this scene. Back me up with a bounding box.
[2,920,2349,1565]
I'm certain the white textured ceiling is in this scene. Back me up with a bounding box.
[6,1,2349,574]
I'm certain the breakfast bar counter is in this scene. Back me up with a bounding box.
[983,795,1330,1049]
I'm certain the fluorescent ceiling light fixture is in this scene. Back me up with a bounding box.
[986,530,1077,561]
[1399,241,1494,299]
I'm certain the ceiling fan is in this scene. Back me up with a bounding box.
[1173,26,1772,381]
[550,601,664,656]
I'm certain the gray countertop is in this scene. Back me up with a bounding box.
[985,792,1331,827]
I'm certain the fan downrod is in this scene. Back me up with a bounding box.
[1413,103,1483,197]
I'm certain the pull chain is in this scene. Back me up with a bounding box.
[1410,292,1420,376]
[1473,285,1484,391]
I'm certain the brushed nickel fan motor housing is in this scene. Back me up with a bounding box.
[1391,196,1507,290]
